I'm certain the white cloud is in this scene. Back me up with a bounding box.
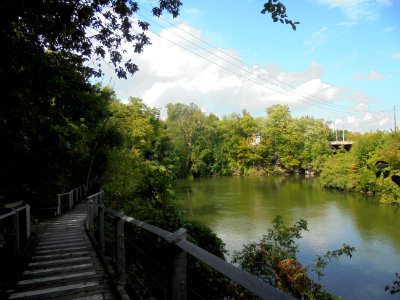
[304,27,329,54]
[383,26,396,33]
[353,70,385,80]
[351,90,379,102]
[100,23,389,132]
[391,52,400,60]
[355,102,369,111]
[184,8,203,19]
[317,0,393,23]
[330,102,392,131]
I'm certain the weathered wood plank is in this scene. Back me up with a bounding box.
[8,202,117,300]
[9,281,99,299]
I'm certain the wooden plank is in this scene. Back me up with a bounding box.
[17,271,96,285]
[36,241,86,250]
[28,256,91,267]
[9,201,117,300]
[23,263,94,276]
[9,281,99,299]
[32,251,89,261]
[35,246,88,255]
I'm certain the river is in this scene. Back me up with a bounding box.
[176,176,400,300]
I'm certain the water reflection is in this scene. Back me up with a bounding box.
[176,176,400,300]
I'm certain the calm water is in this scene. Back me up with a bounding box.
[176,176,400,300]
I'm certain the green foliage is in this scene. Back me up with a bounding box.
[183,220,229,298]
[0,52,113,203]
[0,0,184,204]
[264,105,304,170]
[165,103,206,177]
[320,150,360,191]
[298,116,332,168]
[261,0,300,30]
[351,132,384,165]
[233,216,355,299]
[233,216,308,284]
[155,103,334,178]
[1,0,300,202]
[385,273,400,295]
[312,245,355,280]
[1,0,182,79]
[320,131,400,204]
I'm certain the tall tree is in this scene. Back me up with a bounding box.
[263,105,302,170]
[165,103,205,176]
[0,52,112,202]
[297,116,331,168]
[0,0,297,201]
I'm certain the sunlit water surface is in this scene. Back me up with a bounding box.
[176,176,400,300]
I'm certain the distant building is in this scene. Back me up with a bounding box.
[251,133,262,146]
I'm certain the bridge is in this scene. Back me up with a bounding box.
[329,140,354,151]
[1,182,294,300]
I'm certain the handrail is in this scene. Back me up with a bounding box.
[0,204,31,254]
[0,179,96,255]
[86,191,294,300]
[57,178,98,214]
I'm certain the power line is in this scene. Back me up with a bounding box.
[137,8,373,115]
[121,4,392,131]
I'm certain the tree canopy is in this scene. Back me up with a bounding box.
[0,0,297,203]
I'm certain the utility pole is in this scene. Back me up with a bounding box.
[394,105,397,133]
[342,128,345,142]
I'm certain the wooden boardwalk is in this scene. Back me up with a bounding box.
[8,202,116,300]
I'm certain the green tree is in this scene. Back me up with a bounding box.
[233,216,355,299]
[0,52,112,202]
[1,0,297,201]
[263,105,302,170]
[320,149,360,191]
[165,103,206,177]
[297,116,332,171]
[102,97,229,299]
[369,132,400,204]
[190,114,222,177]
[0,0,184,203]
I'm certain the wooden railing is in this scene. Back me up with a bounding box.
[0,205,31,255]
[86,191,294,300]
[57,177,98,214]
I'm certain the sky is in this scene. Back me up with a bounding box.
[99,0,400,132]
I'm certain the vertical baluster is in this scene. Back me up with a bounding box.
[12,210,20,254]
[25,205,31,240]
[116,211,126,285]
[99,204,105,255]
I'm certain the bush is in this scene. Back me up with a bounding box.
[232,216,355,299]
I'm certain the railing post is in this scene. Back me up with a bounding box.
[80,185,84,201]
[99,204,105,255]
[12,210,20,254]
[68,191,73,210]
[116,211,126,285]
[25,205,31,240]
[166,228,187,300]
[87,198,93,232]
[57,194,61,215]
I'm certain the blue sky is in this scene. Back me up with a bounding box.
[100,0,400,132]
